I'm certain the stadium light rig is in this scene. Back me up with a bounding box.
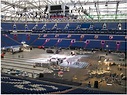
[81,9,93,20]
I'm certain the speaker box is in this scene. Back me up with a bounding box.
[94,81,98,88]
[39,73,44,78]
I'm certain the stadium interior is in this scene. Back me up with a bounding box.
[1,0,127,94]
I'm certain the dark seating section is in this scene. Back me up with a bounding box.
[1,74,72,94]
[2,74,122,94]
[66,88,119,94]
[38,77,82,86]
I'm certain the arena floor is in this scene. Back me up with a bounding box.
[1,48,127,93]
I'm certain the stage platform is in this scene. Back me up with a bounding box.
[1,48,127,93]
[27,54,89,68]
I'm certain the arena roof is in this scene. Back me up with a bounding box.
[1,0,127,22]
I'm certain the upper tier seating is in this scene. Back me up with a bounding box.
[1,22,127,31]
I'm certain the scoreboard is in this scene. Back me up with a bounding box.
[50,5,62,13]
[47,4,69,15]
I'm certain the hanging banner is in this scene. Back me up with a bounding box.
[80,34,84,41]
[55,34,59,38]
[3,34,8,37]
[70,39,75,46]
[43,34,47,37]
[57,39,62,43]
[67,34,71,38]
[109,35,113,40]
[125,35,127,39]
[45,38,50,43]
[101,40,105,48]
[84,40,90,48]
[55,39,62,46]
[116,41,120,51]
[13,34,18,40]
[94,35,98,39]
[26,34,30,40]
[42,38,50,46]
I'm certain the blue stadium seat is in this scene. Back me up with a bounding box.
[68,23,78,30]
[28,24,36,30]
[57,23,67,29]
[1,74,72,94]
[1,23,13,30]
[45,23,55,29]
[93,23,103,30]
[81,23,90,29]
[107,23,118,30]
[16,23,25,30]
[44,39,57,47]
[1,34,21,46]
[32,39,45,46]
[57,39,70,48]
[36,23,44,30]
